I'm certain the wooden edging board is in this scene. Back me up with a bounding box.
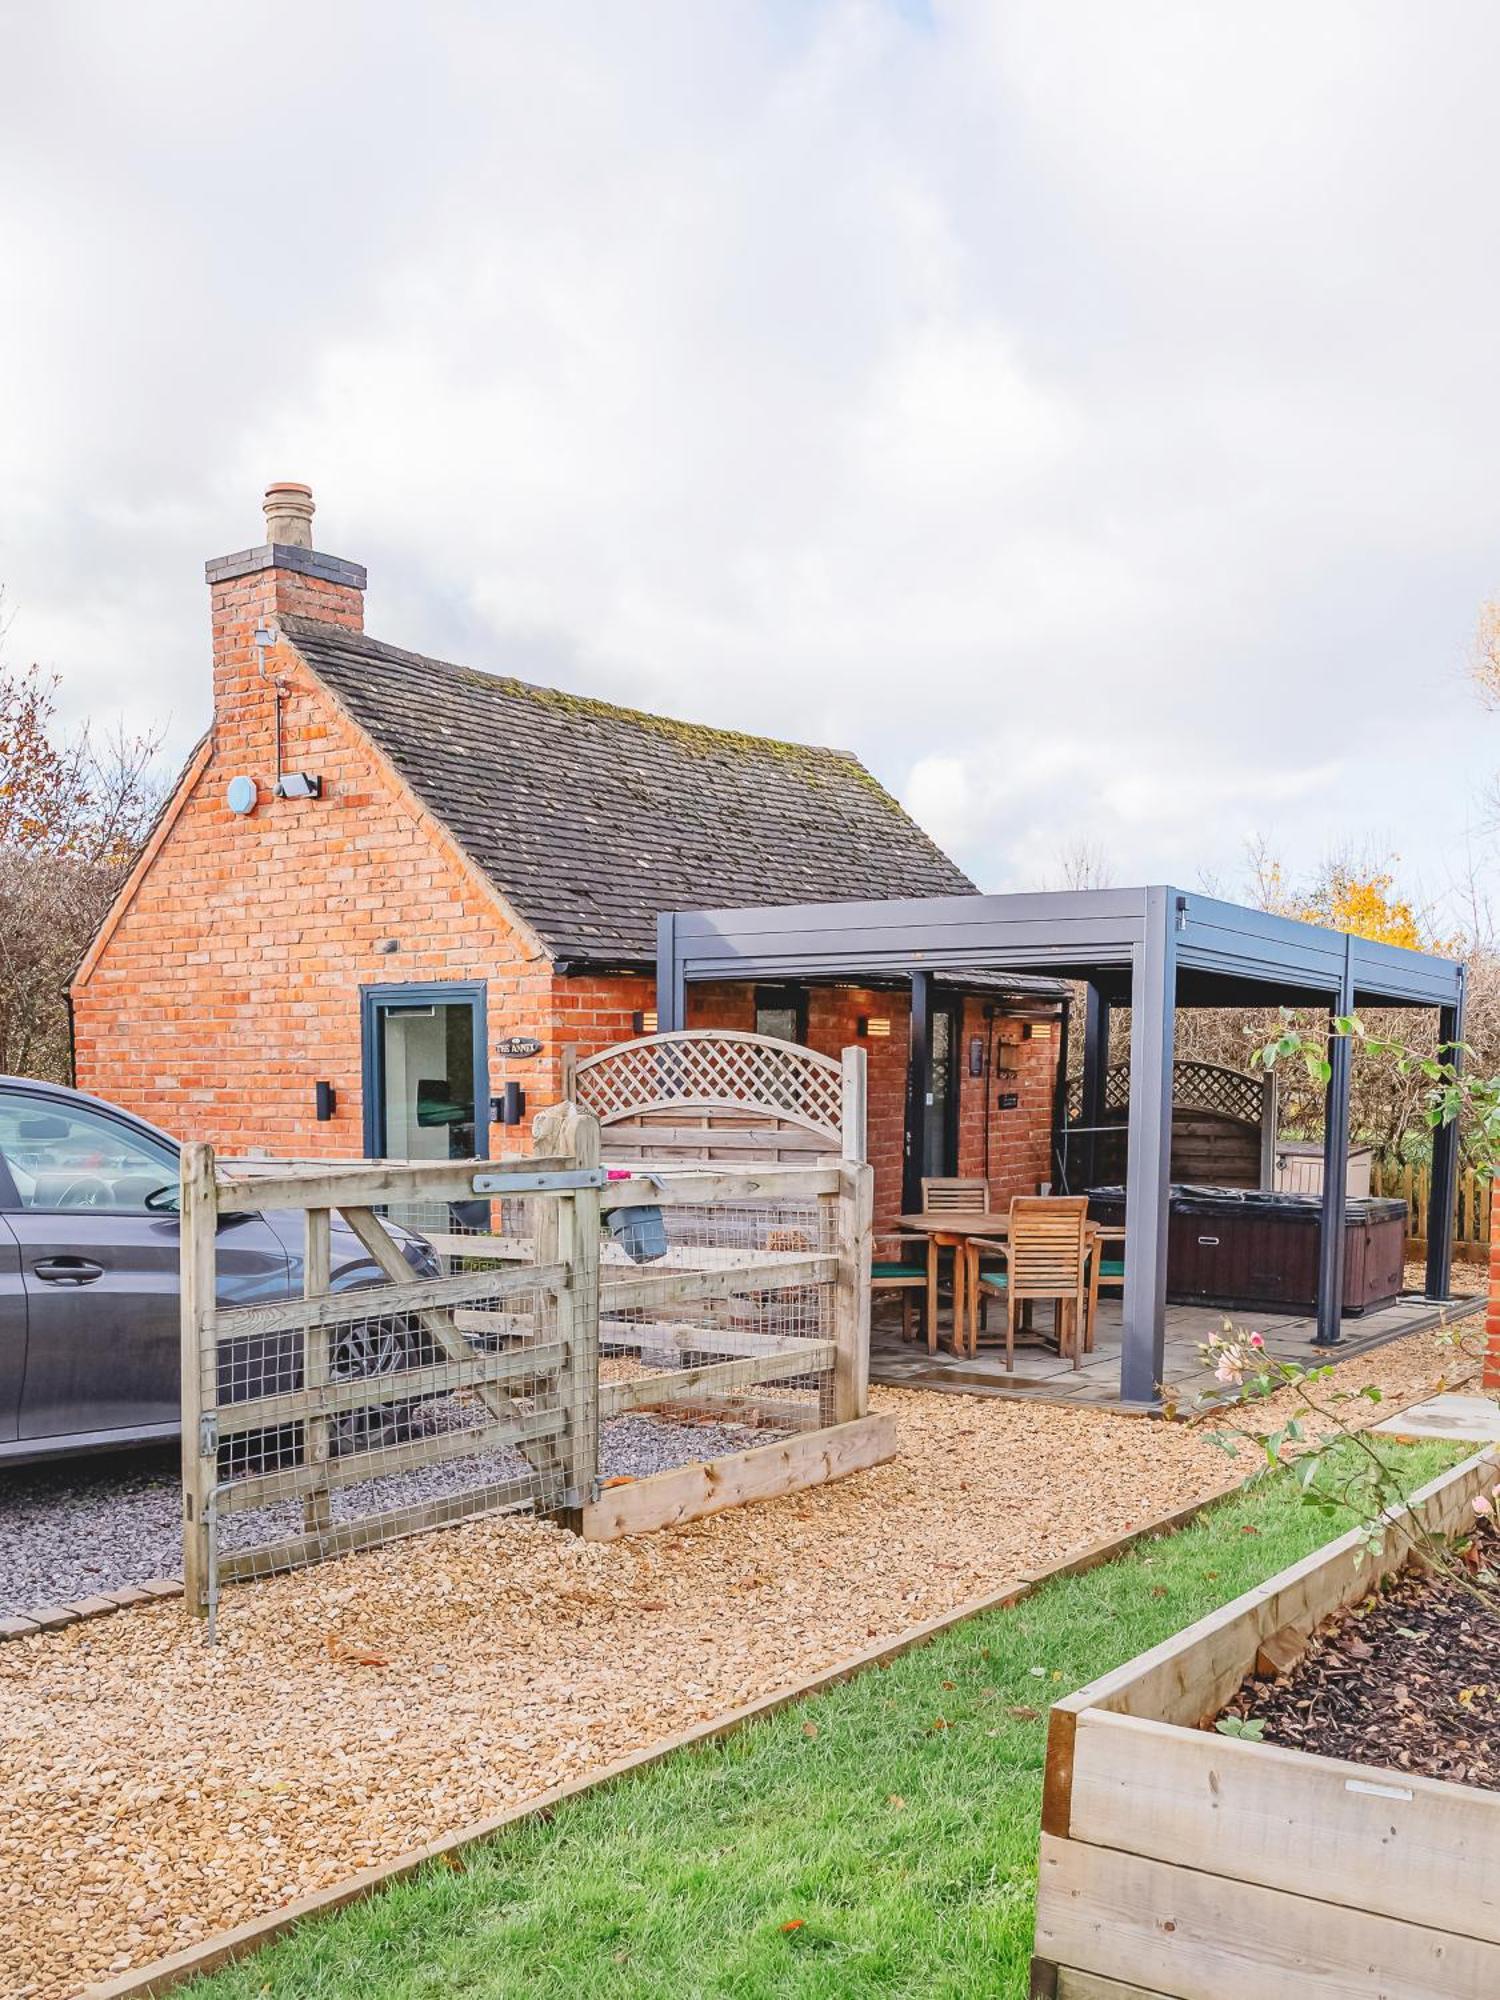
[580,1412,896,1539]
[81,1444,1281,1997]
[1034,1442,1500,2000]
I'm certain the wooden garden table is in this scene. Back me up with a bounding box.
[898,1212,1121,1357]
[896,1212,1010,1356]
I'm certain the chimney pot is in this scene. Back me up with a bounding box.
[263,481,315,549]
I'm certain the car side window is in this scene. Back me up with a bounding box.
[0,1096,178,1214]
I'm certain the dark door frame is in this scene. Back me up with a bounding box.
[359,981,490,1160]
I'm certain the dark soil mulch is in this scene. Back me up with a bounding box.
[1220,1518,1500,1790]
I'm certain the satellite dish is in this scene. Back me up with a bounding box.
[226,775,258,816]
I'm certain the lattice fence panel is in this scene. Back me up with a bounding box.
[1066,1060,1268,1125]
[574,1029,844,1138]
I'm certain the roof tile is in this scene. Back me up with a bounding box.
[284,620,977,963]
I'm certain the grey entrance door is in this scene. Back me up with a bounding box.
[361,983,490,1162]
[362,984,491,1231]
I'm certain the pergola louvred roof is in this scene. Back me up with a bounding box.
[655,886,1466,1406]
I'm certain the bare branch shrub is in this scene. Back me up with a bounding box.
[0,648,166,1080]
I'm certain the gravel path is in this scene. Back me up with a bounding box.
[0,1414,786,1618]
[0,1324,1473,2000]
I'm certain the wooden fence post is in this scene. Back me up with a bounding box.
[530,1099,602,1526]
[180,1141,218,1617]
[302,1207,332,1537]
[840,1044,868,1164]
[832,1160,874,1424]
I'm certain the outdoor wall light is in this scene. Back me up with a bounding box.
[968,1036,985,1076]
[631,1010,659,1035]
[495,1081,526,1126]
[856,1016,891,1038]
[315,1081,336,1121]
[274,771,323,800]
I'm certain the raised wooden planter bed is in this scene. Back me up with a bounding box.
[1032,1446,1500,1999]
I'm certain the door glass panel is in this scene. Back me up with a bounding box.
[754,986,808,1045]
[0,1096,176,1212]
[923,1008,956,1177]
[379,1002,478,1160]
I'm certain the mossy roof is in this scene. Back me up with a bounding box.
[284,620,976,964]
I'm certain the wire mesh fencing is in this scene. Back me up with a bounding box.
[182,1123,872,1629]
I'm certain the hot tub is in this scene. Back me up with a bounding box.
[1086,1185,1409,1316]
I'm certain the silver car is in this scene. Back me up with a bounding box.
[0,1077,440,1465]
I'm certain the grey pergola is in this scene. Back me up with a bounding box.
[655,886,1466,1406]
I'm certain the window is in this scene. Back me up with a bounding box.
[754,984,809,1045]
[0,1095,177,1212]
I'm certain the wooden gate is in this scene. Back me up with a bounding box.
[564,1029,866,1166]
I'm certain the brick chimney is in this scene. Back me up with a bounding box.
[206,483,365,722]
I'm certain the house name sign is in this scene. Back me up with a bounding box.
[495,1036,544,1059]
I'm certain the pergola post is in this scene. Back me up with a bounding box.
[1080,982,1110,1191]
[1051,992,1072,1190]
[1120,890,1176,1406]
[1314,939,1355,1346]
[1425,987,1464,1299]
[901,970,933,1217]
[654,913,685,1033]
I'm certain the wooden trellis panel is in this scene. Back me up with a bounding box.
[1065,1059,1276,1189]
[566,1029,864,1166]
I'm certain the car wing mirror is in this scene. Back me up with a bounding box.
[146,1181,251,1228]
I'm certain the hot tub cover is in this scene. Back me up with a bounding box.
[1087,1184,1408,1226]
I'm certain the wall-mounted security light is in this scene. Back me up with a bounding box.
[631,1010,659,1036]
[274,771,323,800]
[376,938,400,955]
[856,1016,892,1038]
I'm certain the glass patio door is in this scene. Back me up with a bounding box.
[922,1002,960,1178]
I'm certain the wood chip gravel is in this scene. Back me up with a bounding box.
[0,1323,1473,1999]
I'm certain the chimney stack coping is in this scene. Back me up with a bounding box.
[204,544,368,590]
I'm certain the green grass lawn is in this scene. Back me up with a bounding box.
[187,1440,1465,2000]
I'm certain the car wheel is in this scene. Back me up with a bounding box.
[327,1309,435,1456]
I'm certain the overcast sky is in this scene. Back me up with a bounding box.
[4,1,1499,917]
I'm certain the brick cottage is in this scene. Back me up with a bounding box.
[72,485,1064,1223]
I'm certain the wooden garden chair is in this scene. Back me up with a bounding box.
[974,1196,1091,1371]
[871,1232,928,1342]
[917,1178,990,1354]
[920,1177,990,1214]
[1085,1226,1126,1349]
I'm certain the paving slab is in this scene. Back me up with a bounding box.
[1373,1391,1500,1444]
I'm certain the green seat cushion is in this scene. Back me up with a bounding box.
[872,1261,924,1279]
[976,1265,1007,1285]
[1098,1259,1125,1279]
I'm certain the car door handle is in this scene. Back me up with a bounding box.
[32,1258,105,1285]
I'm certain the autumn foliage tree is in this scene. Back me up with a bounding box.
[0,647,164,1080]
